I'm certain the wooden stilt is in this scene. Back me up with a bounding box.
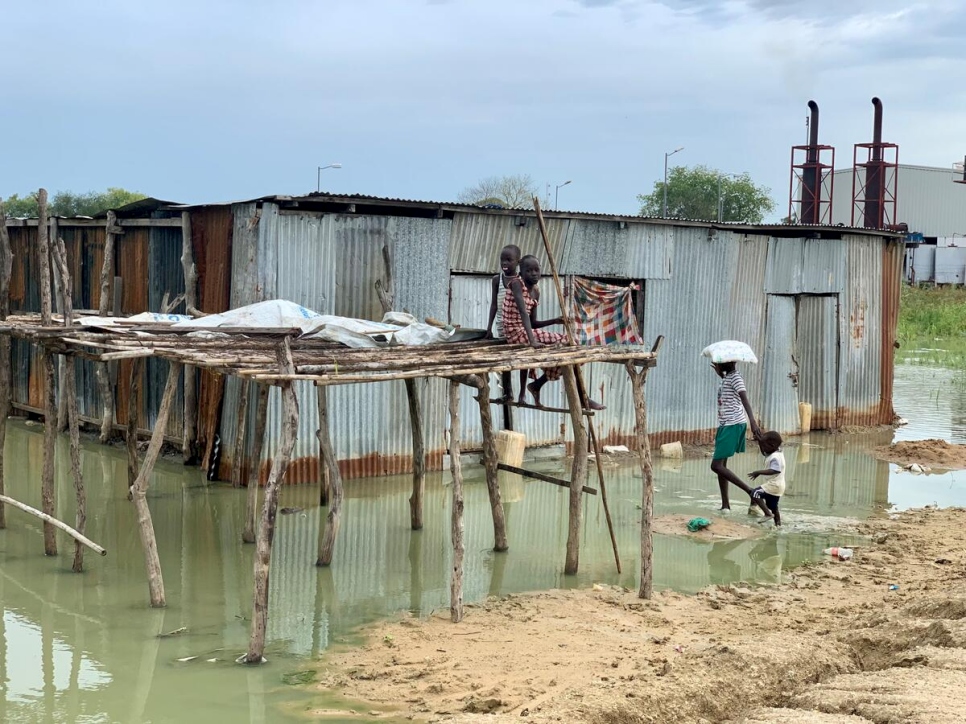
[127,358,144,491]
[475,375,508,552]
[374,244,426,531]
[448,379,465,623]
[0,495,106,556]
[95,210,118,443]
[562,366,587,575]
[52,218,69,434]
[131,361,182,607]
[36,189,57,556]
[51,235,88,572]
[0,197,12,530]
[244,341,299,664]
[180,211,201,463]
[316,384,344,567]
[315,385,331,509]
[231,380,251,488]
[627,354,656,599]
[243,383,269,545]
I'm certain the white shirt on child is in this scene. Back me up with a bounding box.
[760,450,786,496]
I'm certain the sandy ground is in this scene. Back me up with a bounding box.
[874,439,966,470]
[313,507,966,723]
[651,514,765,541]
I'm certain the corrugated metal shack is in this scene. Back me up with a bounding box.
[5,194,903,483]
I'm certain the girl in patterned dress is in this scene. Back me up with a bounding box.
[503,256,604,409]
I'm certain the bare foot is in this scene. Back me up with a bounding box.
[500,393,513,403]
[585,399,606,411]
[517,393,527,406]
[527,382,543,407]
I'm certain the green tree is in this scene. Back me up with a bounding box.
[458,174,539,209]
[0,188,146,218]
[637,165,775,223]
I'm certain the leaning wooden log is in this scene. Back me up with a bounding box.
[448,379,465,623]
[0,494,106,556]
[562,366,587,575]
[475,375,508,552]
[37,190,57,556]
[130,360,182,607]
[52,235,88,573]
[244,342,299,664]
[316,384,344,567]
[497,463,597,495]
[0,197,12,530]
[243,383,270,545]
[95,210,118,443]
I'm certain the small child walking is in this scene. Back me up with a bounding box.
[503,255,604,409]
[750,431,786,527]
[485,244,522,401]
[710,361,768,514]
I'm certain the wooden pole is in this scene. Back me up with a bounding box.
[532,197,621,574]
[52,235,88,572]
[0,198,12,530]
[0,495,106,556]
[95,211,118,443]
[562,366,587,575]
[180,211,200,463]
[231,380,251,488]
[244,342,299,664]
[448,379,465,623]
[374,244,426,531]
[475,375,508,551]
[131,361,182,607]
[316,384,344,567]
[52,218,69,434]
[126,358,143,491]
[315,386,332,509]
[37,189,57,556]
[243,383,269,545]
[627,361,655,599]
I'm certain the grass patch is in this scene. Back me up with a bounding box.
[898,284,966,339]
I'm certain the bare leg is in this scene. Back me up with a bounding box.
[527,375,548,407]
[517,370,529,405]
[717,474,730,510]
[501,371,513,403]
[711,458,770,514]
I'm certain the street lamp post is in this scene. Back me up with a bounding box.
[555,180,572,210]
[317,163,343,192]
[716,171,744,222]
[663,147,684,217]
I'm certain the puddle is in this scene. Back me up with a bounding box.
[2,345,966,721]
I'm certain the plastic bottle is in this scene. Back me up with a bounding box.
[823,547,853,561]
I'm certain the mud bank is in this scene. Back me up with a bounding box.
[315,507,966,723]
[875,439,966,471]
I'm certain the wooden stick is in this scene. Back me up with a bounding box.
[475,375,508,552]
[244,341,299,664]
[316,384,344,566]
[0,197,11,530]
[181,211,200,463]
[0,495,106,556]
[52,236,88,572]
[533,197,621,575]
[487,398,594,416]
[95,210,117,443]
[231,380,251,488]
[52,218,69,433]
[627,359,655,599]
[131,360,182,607]
[562,366,587,575]
[243,383,269,545]
[497,463,597,495]
[126,358,143,491]
[448,379,465,623]
[37,190,57,556]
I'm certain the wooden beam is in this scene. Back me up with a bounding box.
[497,463,597,495]
[4,218,181,228]
[476,376,507,552]
[627,360,655,600]
[562,366,586,576]
[0,495,106,556]
[244,341,299,664]
[316,384,343,566]
[37,190,57,556]
[448,379,465,623]
[487,398,595,416]
[95,210,117,443]
[181,211,200,464]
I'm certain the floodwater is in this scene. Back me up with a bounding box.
[2,345,966,723]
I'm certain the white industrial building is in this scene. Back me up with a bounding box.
[829,164,966,284]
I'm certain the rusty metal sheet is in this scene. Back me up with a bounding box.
[797,295,839,429]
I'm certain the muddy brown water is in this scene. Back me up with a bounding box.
[3,348,966,722]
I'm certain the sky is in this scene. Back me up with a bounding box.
[2,0,963,219]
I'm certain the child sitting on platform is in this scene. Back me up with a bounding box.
[485,244,522,402]
[502,255,604,410]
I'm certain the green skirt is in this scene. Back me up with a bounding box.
[713,423,747,460]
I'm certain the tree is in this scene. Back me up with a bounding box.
[0,188,146,218]
[458,174,539,209]
[637,165,775,223]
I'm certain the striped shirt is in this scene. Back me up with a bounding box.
[717,371,747,426]
[494,273,513,339]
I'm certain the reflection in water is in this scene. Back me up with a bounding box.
[0,352,966,720]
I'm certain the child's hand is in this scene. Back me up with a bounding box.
[530,339,545,349]
[749,471,760,480]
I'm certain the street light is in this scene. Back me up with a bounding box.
[555,180,572,210]
[317,163,343,192]
[663,147,684,217]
